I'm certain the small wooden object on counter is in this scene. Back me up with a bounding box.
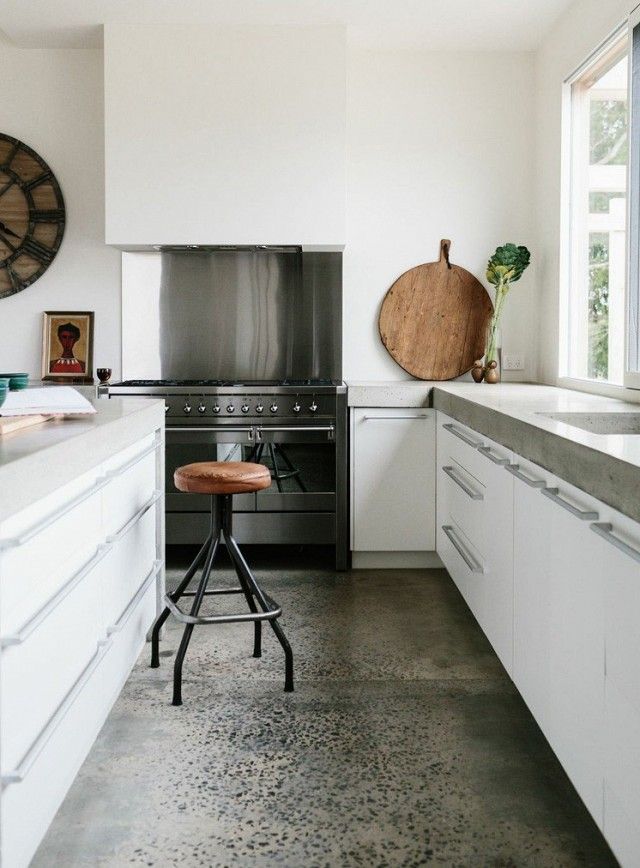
[484,360,500,384]
[378,239,493,381]
[471,361,485,383]
[0,414,53,436]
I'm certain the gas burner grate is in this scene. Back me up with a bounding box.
[116,378,339,388]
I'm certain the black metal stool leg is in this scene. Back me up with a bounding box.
[221,496,261,658]
[172,501,221,706]
[267,443,284,492]
[151,530,213,668]
[225,532,294,692]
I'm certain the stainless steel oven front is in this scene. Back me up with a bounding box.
[164,406,348,568]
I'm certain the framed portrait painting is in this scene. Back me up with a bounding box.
[42,311,94,382]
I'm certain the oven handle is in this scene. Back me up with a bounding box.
[165,426,255,441]
[255,425,335,442]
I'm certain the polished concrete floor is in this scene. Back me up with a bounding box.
[34,548,617,867]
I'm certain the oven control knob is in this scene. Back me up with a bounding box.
[212,404,221,414]
[292,402,301,413]
[309,401,318,413]
[241,404,249,414]
[256,403,264,413]
[198,403,206,414]
[270,403,278,413]
[183,402,192,414]
[226,404,235,413]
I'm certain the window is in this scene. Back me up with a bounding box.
[626,10,640,387]
[564,34,628,384]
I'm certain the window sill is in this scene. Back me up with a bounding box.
[558,376,640,403]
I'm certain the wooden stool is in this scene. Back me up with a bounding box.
[150,461,294,704]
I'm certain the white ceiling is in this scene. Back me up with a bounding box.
[1,0,574,51]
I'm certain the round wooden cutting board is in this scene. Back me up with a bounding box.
[379,239,493,381]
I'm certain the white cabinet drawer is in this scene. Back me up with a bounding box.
[439,459,485,552]
[0,543,107,776]
[439,516,485,621]
[0,467,104,624]
[100,506,157,632]
[102,434,158,539]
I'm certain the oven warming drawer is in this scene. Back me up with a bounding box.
[167,512,336,545]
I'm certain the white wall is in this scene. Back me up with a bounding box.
[0,36,121,381]
[104,24,346,248]
[0,32,537,386]
[344,49,536,382]
[535,0,631,385]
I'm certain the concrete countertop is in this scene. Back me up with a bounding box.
[347,379,640,525]
[346,380,436,407]
[0,397,164,523]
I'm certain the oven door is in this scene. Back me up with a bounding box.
[164,426,257,512]
[251,424,336,512]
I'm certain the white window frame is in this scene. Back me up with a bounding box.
[625,3,640,389]
[559,21,629,391]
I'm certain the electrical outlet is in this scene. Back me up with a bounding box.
[502,353,525,371]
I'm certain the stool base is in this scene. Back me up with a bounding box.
[150,494,294,704]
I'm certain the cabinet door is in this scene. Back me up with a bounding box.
[596,509,640,861]
[351,408,435,551]
[545,480,605,827]
[512,458,554,730]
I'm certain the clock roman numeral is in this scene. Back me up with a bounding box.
[23,171,52,192]
[4,263,20,292]
[21,237,53,263]
[1,141,20,170]
[31,209,65,223]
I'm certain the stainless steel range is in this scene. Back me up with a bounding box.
[103,247,347,568]
[103,378,348,568]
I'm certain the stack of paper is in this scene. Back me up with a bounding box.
[0,387,97,417]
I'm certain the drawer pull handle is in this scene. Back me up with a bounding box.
[0,544,113,648]
[504,464,546,488]
[362,415,429,421]
[0,441,160,551]
[107,560,162,636]
[104,440,159,479]
[442,465,484,500]
[590,522,640,563]
[106,491,163,544]
[478,445,510,466]
[441,525,485,574]
[1,639,113,786]
[0,476,110,551]
[542,487,599,521]
[442,422,483,449]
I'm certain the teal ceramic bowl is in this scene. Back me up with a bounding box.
[0,378,10,411]
[0,372,29,390]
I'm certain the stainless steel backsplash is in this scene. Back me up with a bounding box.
[121,248,342,381]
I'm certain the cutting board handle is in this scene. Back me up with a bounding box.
[439,239,452,269]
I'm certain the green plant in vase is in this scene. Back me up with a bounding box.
[483,243,531,382]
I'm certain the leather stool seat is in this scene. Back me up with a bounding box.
[174,461,271,495]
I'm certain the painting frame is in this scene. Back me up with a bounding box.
[41,311,94,383]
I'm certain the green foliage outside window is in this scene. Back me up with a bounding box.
[588,234,609,380]
[590,98,627,165]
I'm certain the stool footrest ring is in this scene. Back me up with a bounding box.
[164,593,282,626]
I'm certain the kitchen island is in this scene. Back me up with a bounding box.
[0,397,164,868]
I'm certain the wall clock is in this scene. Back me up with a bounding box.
[0,133,65,299]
